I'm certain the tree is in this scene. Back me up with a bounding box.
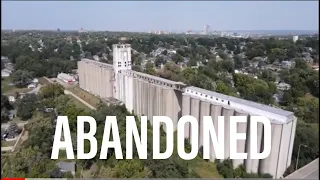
[181,67,197,84]
[1,94,13,110]
[172,53,184,64]
[216,80,229,94]
[40,84,64,99]
[267,48,286,63]
[11,70,34,88]
[113,159,145,178]
[289,121,319,173]
[16,94,38,120]
[155,56,165,67]
[295,97,319,123]
[259,70,276,82]
[144,62,156,75]
[294,58,308,69]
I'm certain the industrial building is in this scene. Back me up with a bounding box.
[57,73,76,84]
[77,43,297,179]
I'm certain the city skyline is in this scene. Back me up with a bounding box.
[2,1,319,32]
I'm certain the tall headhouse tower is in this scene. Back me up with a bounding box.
[112,38,133,111]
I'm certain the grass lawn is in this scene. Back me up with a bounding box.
[1,77,31,94]
[188,157,222,178]
[58,149,77,162]
[1,140,16,147]
[67,95,92,112]
[38,77,51,85]
[67,86,101,107]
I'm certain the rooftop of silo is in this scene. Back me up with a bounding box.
[125,69,186,86]
[186,86,294,117]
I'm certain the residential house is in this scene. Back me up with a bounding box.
[258,61,267,69]
[56,162,76,176]
[273,93,284,103]
[281,61,294,69]
[1,69,12,77]
[276,82,291,91]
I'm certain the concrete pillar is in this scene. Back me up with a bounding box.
[209,104,222,161]
[147,83,152,119]
[107,69,113,97]
[141,81,146,116]
[98,66,101,96]
[100,67,104,97]
[222,107,234,159]
[157,86,164,116]
[233,111,248,168]
[138,80,143,116]
[128,76,134,113]
[153,86,158,117]
[91,65,95,93]
[124,75,129,109]
[81,62,85,90]
[286,118,297,168]
[149,84,156,122]
[162,88,173,132]
[259,123,283,178]
[88,64,92,92]
[199,101,211,148]
[143,81,148,117]
[106,69,110,97]
[132,78,137,114]
[93,65,98,95]
[277,122,293,178]
[182,94,191,139]
[85,64,89,92]
[90,65,95,93]
[77,61,83,89]
[172,89,182,131]
[245,115,263,174]
[190,98,200,145]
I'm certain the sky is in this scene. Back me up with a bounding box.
[1,1,319,32]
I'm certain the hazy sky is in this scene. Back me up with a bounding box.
[2,1,319,31]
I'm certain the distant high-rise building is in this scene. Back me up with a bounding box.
[203,25,210,35]
[57,28,60,32]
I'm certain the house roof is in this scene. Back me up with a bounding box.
[56,162,76,172]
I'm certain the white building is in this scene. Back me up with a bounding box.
[8,96,15,102]
[57,73,76,84]
[293,36,299,43]
[1,69,12,77]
